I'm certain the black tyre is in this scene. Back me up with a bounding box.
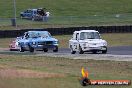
[43,48,48,52]
[53,46,58,52]
[70,45,76,54]
[102,47,107,54]
[29,47,34,52]
[71,50,76,54]
[20,14,23,19]
[79,46,84,54]
[31,16,35,21]
[20,46,24,52]
[10,49,13,51]
[92,50,97,54]
[29,46,34,52]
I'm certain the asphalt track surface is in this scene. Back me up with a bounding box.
[0,46,132,61]
[58,46,132,55]
[0,46,132,55]
[107,46,132,55]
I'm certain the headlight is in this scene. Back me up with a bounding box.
[103,42,107,46]
[32,42,36,45]
[54,41,58,44]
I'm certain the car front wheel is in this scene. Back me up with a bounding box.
[43,48,48,52]
[102,47,107,54]
[31,16,35,21]
[53,46,58,52]
[79,46,84,54]
[29,46,34,52]
[20,46,24,52]
[92,50,97,54]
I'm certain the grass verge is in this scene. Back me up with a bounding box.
[0,55,131,88]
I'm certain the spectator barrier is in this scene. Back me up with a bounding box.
[0,25,132,38]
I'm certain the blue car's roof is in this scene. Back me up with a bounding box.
[28,31,49,33]
[27,31,52,38]
[28,31,50,35]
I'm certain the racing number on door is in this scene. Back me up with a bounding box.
[73,43,78,49]
[75,33,79,50]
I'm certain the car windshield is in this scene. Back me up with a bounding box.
[29,32,51,38]
[80,32,100,40]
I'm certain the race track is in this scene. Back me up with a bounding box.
[58,46,132,55]
[108,46,132,55]
[0,46,132,61]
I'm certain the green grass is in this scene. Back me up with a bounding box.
[1,0,132,29]
[1,15,132,30]
[102,33,132,47]
[0,55,131,88]
[1,0,132,17]
[0,33,132,48]
[0,33,132,88]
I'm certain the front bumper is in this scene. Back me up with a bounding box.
[82,46,107,52]
[32,44,58,49]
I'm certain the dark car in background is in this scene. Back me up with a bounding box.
[20,8,46,21]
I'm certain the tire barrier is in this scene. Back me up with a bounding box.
[0,25,132,38]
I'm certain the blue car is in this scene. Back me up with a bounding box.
[20,8,46,21]
[18,31,59,52]
[20,9,37,20]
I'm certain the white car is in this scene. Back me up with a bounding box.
[9,37,22,51]
[69,30,107,54]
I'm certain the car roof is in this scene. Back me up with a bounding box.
[74,30,98,33]
[27,9,37,11]
[80,30,98,32]
[28,31,49,33]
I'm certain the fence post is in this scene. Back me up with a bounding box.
[11,18,16,26]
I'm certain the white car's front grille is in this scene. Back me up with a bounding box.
[88,43,102,46]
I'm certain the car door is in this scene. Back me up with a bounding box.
[71,33,79,51]
[27,10,32,18]
[76,33,80,50]
[24,10,29,18]
[21,32,30,48]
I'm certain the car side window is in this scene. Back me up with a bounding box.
[76,33,79,40]
[24,32,29,39]
[29,10,32,13]
[33,11,37,14]
[24,10,27,13]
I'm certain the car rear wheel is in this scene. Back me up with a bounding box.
[20,46,24,52]
[71,50,76,54]
[53,46,58,52]
[70,45,76,54]
[43,48,48,52]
